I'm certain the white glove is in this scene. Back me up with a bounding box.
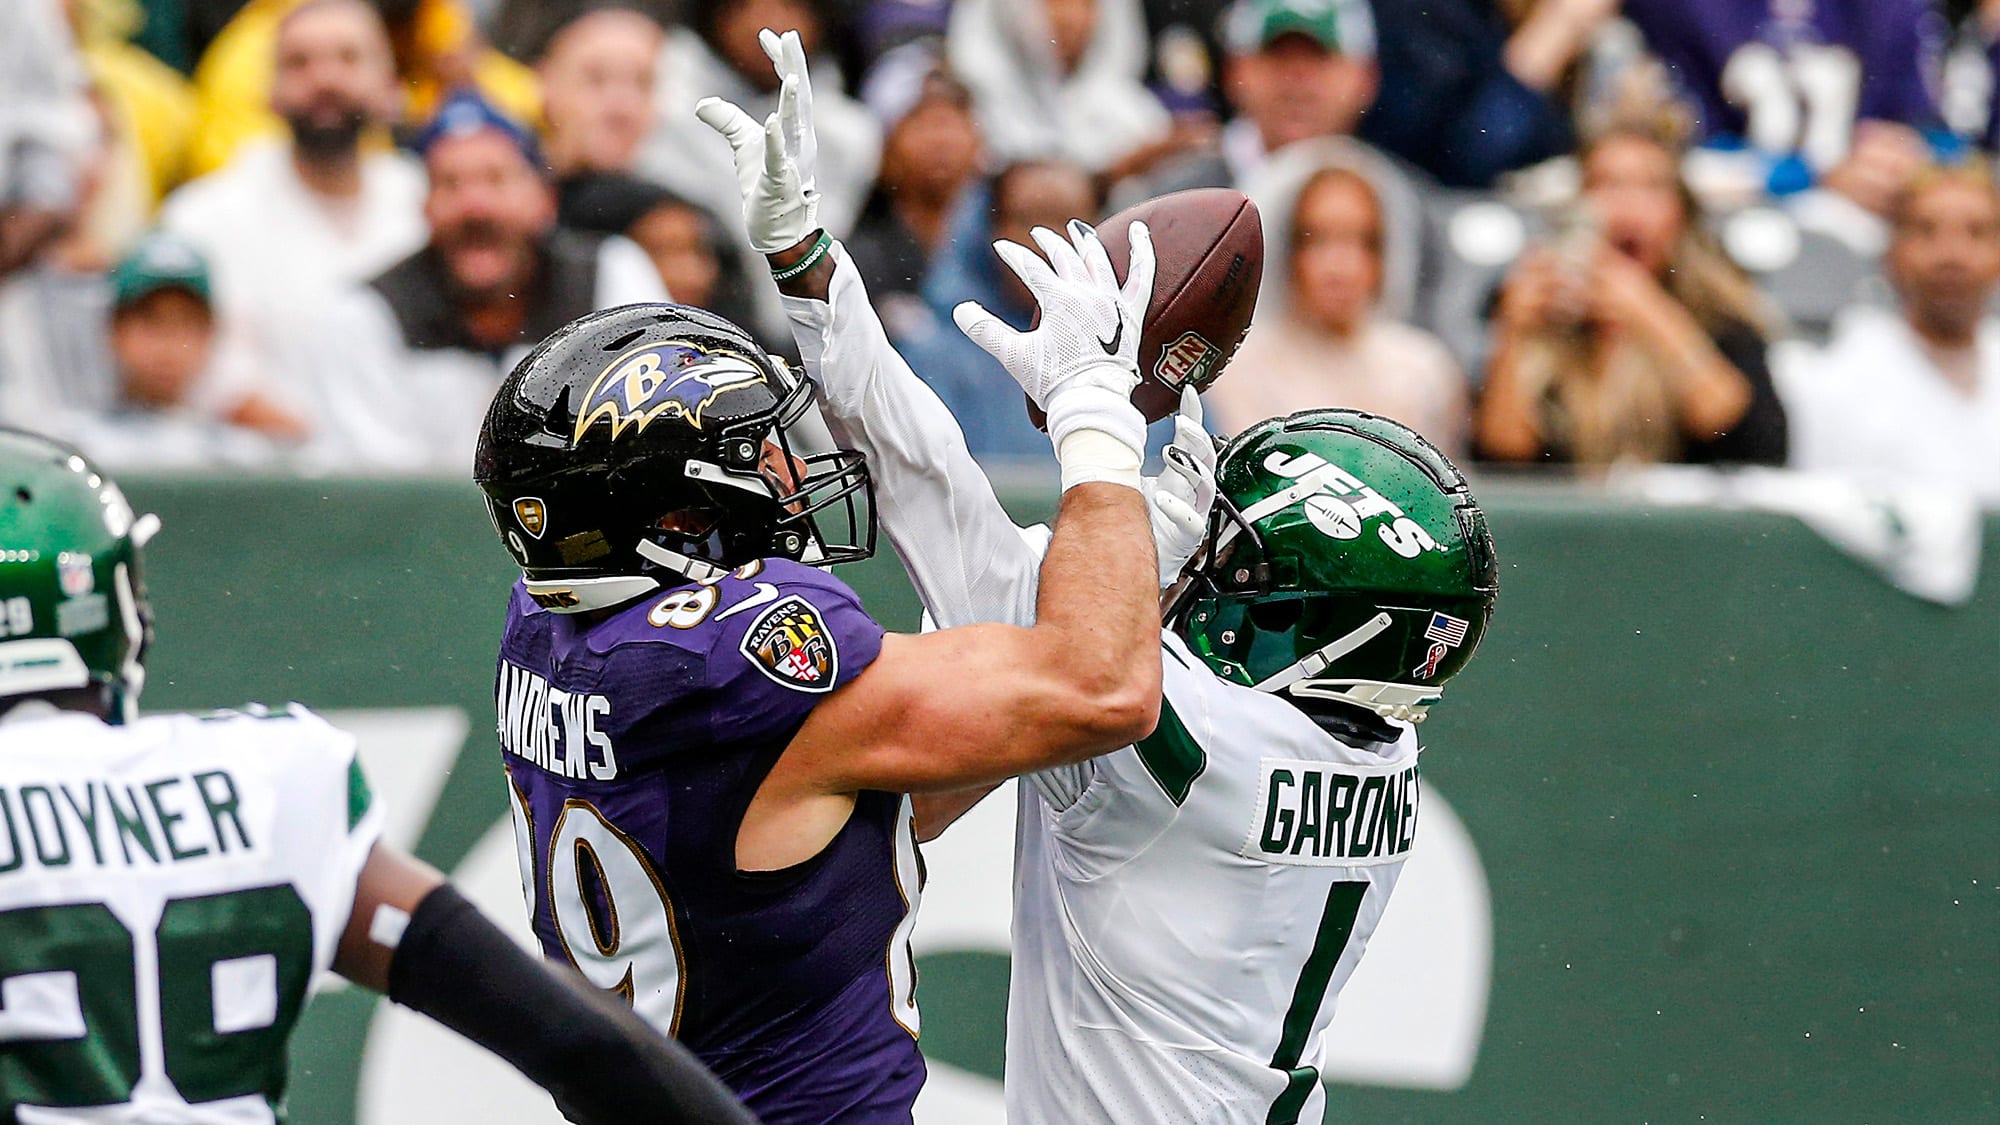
[952,220,1156,485]
[693,28,819,254]
[1146,387,1217,586]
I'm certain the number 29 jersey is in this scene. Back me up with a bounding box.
[495,559,925,1124]
[0,706,381,1124]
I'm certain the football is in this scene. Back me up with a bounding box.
[1028,188,1264,427]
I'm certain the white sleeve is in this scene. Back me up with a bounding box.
[594,235,672,306]
[784,243,1044,629]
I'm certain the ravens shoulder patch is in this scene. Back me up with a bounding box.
[739,594,839,692]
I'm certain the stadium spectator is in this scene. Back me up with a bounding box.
[67,0,199,229]
[947,0,1173,175]
[1783,164,2000,501]
[159,0,426,386]
[1114,0,1390,204]
[536,4,663,180]
[1357,0,1606,189]
[561,171,763,330]
[187,0,540,175]
[1620,0,1941,250]
[0,0,96,282]
[489,0,681,62]
[1939,0,2000,152]
[637,0,880,336]
[846,59,983,325]
[285,93,666,470]
[68,232,291,469]
[1213,149,1469,457]
[0,64,141,431]
[895,158,1100,464]
[1478,122,1788,468]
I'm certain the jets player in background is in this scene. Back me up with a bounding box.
[701,34,1500,1124]
[470,125,1166,1119]
[0,429,755,1124]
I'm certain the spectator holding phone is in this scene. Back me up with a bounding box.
[1478,120,1789,468]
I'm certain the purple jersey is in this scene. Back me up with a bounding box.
[495,559,925,1123]
[1623,0,1945,143]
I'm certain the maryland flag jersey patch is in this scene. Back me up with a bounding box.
[740,595,838,692]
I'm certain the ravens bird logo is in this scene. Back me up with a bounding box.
[573,343,769,442]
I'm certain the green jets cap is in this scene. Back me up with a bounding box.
[110,232,211,311]
[1222,0,1375,57]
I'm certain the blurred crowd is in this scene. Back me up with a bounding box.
[0,0,1996,502]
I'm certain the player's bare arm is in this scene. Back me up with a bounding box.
[781,480,1161,791]
[734,213,1165,867]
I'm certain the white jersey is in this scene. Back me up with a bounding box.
[785,249,1418,1123]
[1009,634,1416,1124]
[0,706,382,1124]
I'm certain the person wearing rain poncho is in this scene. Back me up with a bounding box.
[946,0,1170,175]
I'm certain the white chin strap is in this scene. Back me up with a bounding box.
[1249,611,1441,723]
[524,541,742,615]
[523,573,661,614]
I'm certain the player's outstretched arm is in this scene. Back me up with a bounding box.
[776,238,1047,629]
[699,29,1046,629]
[335,844,757,1125]
[789,480,1163,791]
[774,221,1164,792]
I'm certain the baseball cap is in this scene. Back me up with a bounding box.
[1222,0,1375,59]
[414,90,545,171]
[109,233,211,310]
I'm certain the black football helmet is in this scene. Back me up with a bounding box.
[474,303,874,612]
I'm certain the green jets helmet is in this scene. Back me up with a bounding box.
[1168,410,1497,723]
[0,430,158,722]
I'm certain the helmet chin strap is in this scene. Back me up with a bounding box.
[634,540,731,583]
[1252,611,1394,696]
[1252,610,1442,723]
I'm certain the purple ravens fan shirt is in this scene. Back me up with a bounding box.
[496,558,926,1122]
[1622,0,1944,142]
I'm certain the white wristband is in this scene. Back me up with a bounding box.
[1057,429,1144,492]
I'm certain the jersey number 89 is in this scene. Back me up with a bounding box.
[510,786,687,1035]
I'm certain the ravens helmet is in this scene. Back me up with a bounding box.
[1168,410,1497,723]
[474,304,873,612]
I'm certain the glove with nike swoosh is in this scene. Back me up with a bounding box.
[954,219,1156,490]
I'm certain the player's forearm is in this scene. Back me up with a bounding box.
[779,240,1044,628]
[1031,482,1163,743]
